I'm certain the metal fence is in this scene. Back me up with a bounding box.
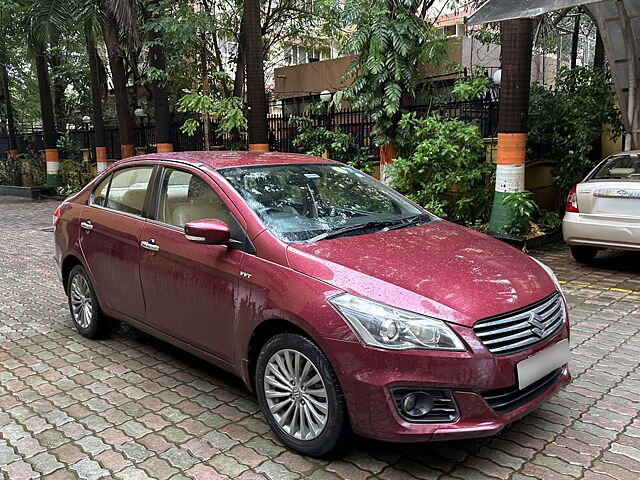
[0,98,498,163]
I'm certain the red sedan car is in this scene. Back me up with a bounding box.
[53,152,570,456]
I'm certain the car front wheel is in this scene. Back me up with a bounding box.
[67,265,112,339]
[255,333,347,457]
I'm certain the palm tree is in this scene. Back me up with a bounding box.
[0,4,19,161]
[100,0,136,158]
[76,0,109,172]
[0,62,18,160]
[487,18,534,233]
[24,0,70,187]
[146,0,172,152]
[244,0,268,151]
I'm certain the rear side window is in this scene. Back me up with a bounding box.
[92,166,154,216]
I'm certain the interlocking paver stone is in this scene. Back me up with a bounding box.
[2,197,640,479]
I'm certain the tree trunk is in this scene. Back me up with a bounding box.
[570,14,580,69]
[0,62,18,159]
[102,4,136,158]
[488,19,533,232]
[85,24,108,172]
[149,30,172,153]
[34,41,60,187]
[49,34,65,130]
[594,29,605,69]
[244,0,269,151]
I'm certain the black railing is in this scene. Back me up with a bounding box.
[0,98,498,162]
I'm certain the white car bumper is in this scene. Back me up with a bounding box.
[563,212,640,251]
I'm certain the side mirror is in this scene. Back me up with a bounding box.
[184,218,231,245]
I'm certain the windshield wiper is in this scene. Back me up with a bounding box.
[383,213,432,231]
[306,219,401,243]
[306,214,431,243]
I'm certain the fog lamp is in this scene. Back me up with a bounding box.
[401,392,434,418]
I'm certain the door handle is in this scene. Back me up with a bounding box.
[141,239,160,252]
[80,220,93,231]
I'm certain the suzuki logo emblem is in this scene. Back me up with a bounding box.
[528,312,546,338]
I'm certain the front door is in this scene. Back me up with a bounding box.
[79,165,155,321]
[139,166,243,362]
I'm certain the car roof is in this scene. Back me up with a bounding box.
[116,151,341,170]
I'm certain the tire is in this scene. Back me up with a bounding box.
[255,333,347,457]
[67,265,112,339]
[570,246,598,263]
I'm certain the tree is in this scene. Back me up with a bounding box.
[100,0,137,158]
[0,1,18,159]
[144,0,172,152]
[336,0,448,180]
[70,0,110,172]
[487,19,533,233]
[244,0,268,151]
[24,0,72,187]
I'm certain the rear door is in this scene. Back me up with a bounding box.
[79,165,155,321]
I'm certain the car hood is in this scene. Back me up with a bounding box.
[286,220,557,326]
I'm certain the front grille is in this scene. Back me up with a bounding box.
[480,367,563,414]
[473,293,564,356]
[391,388,459,423]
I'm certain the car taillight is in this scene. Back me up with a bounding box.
[53,205,62,226]
[565,185,579,213]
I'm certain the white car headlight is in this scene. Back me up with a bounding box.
[532,258,563,294]
[329,294,466,351]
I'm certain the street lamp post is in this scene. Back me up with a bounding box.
[320,90,333,159]
[82,115,92,172]
[320,89,333,130]
[134,108,147,155]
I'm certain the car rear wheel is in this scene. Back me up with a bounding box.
[67,265,112,339]
[255,333,347,457]
[570,246,598,263]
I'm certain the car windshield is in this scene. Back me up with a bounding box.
[220,163,431,242]
[591,154,640,180]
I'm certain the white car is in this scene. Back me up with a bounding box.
[563,151,640,262]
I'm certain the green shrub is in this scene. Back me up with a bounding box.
[528,67,623,205]
[289,116,375,172]
[388,112,492,224]
[58,160,91,194]
[502,191,538,235]
[452,76,490,101]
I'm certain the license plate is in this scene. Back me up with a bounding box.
[516,339,570,390]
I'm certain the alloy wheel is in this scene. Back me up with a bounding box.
[70,274,93,329]
[263,348,329,441]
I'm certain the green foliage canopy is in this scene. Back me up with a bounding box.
[336,0,448,144]
[388,112,492,223]
[527,66,623,202]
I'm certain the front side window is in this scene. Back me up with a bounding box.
[591,154,640,180]
[156,168,231,228]
[220,163,429,242]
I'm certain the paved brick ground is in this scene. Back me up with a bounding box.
[1,196,639,480]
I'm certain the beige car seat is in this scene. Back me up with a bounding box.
[169,176,230,228]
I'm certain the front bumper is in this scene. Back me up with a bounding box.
[324,321,570,442]
[563,211,640,251]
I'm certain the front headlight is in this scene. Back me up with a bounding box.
[328,294,466,351]
[532,258,563,294]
